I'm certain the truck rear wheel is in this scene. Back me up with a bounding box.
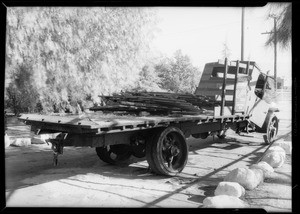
[95,144,132,164]
[131,143,146,158]
[146,127,188,176]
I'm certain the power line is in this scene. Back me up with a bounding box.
[159,15,267,38]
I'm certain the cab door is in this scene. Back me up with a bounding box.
[249,73,277,128]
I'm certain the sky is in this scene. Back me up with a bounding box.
[150,4,292,86]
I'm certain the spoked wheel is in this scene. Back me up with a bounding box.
[146,127,188,176]
[256,112,277,133]
[266,115,279,144]
[96,144,132,164]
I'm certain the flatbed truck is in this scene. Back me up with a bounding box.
[18,59,279,176]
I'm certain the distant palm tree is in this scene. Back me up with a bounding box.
[265,3,291,49]
[222,40,231,60]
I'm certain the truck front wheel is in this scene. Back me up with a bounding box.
[266,114,279,144]
[146,127,188,176]
[257,112,277,132]
[256,112,279,143]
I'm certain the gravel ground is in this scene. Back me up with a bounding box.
[4,90,292,211]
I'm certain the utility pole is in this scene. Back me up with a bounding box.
[241,7,245,61]
[274,16,277,92]
[261,15,278,91]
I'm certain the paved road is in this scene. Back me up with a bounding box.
[5,90,292,210]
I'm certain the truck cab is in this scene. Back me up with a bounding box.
[194,59,279,142]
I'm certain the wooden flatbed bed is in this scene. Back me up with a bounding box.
[18,112,250,176]
[19,112,250,135]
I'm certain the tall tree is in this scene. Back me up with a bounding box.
[5,63,40,114]
[133,63,163,92]
[155,50,201,93]
[5,7,158,113]
[265,3,291,49]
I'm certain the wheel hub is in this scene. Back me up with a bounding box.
[162,136,181,168]
[267,119,278,143]
[170,145,180,157]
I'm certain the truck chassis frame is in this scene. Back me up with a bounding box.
[19,113,249,176]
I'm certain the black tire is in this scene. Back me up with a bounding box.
[95,144,132,164]
[131,143,146,158]
[146,127,188,176]
[146,129,164,175]
[266,114,279,144]
[256,111,275,133]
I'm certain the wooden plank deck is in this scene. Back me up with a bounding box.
[18,112,250,135]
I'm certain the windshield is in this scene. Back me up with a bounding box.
[263,76,276,103]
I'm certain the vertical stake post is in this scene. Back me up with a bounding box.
[232,60,239,115]
[246,61,250,74]
[221,58,228,116]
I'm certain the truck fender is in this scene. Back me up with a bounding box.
[256,111,279,133]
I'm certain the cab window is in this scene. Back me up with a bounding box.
[255,73,266,99]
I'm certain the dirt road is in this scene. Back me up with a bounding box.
[5,90,292,210]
